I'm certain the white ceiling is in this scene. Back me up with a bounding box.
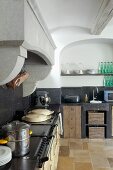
[37,0,113,47]
[37,0,103,30]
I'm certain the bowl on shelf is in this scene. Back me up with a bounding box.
[86,69,98,74]
[61,69,75,74]
[74,70,87,74]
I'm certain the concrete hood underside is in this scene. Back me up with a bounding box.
[0,0,56,97]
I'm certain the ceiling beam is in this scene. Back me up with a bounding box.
[91,0,113,35]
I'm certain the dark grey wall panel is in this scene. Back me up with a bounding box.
[61,86,113,103]
[37,88,61,104]
[0,85,26,126]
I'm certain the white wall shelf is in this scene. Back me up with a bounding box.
[61,73,113,76]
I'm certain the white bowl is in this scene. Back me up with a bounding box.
[86,69,98,74]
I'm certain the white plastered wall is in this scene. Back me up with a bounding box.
[36,48,61,88]
[37,23,113,88]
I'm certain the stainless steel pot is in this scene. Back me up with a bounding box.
[0,121,31,157]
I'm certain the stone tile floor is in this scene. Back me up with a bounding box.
[57,138,113,170]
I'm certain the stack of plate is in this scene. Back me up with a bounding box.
[0,146,12,166]
[22,109,54,123]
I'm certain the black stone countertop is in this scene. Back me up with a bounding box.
[0,159,37,170]
[0,136,43,170]
[61,101,113,106]
[61,102,113,112]
[0,157,38,170]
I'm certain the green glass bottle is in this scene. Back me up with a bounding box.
[98,62,101,74]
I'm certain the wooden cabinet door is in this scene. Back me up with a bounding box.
[63,106,81,138]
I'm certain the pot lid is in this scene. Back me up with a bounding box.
[2,121,30,132]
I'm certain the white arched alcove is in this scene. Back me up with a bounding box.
[60,39,113,87]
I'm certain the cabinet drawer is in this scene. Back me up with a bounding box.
[89,127,105,138]
[88,112,104,124]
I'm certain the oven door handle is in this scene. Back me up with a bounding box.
[39,135,55,167]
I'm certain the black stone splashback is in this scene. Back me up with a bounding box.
[0,86,61,127]
[31,88,61,107]
[61,86,113,103]
[0,85,31,127]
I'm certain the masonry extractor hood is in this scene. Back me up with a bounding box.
[0,0,56,96]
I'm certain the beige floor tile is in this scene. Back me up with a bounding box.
[70,150,91,162]
[108,158,113,168]
[104,146,113,154]
[83,141,88,150]
[104,139,113,146]
[81,138,89,142]
[69,139,82,142]
[57,156,75,170]
[93,168,111,170]
[74,162,93,170]
[89,139,105,143]
[104,146,113,151]
[69,141,83,150]
[60,138,69,146]
[57,139,113,170]
[90,152,110,168]
[105,149,113,158]
[59,146,69,156]
[88,142,104,152]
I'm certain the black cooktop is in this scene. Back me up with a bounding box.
[30,124,52,137]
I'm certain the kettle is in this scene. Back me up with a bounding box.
[35,91,51,108]
[40,94,51,106]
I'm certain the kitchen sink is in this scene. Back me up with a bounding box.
[90,100,102,103]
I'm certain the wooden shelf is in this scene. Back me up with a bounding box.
[61,73,113,76]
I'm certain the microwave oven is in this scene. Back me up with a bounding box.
[104,90,113,102]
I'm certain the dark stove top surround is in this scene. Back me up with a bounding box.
[30,124,52,137]
[0,112,60,170]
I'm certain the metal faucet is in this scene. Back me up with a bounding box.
[93,87,98,100]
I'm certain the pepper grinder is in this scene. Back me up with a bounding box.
[84,94,88,103]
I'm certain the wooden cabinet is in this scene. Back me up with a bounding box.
[63,105,81,138]
[82,103,111,138]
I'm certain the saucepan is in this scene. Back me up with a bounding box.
[0,121,32,157]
